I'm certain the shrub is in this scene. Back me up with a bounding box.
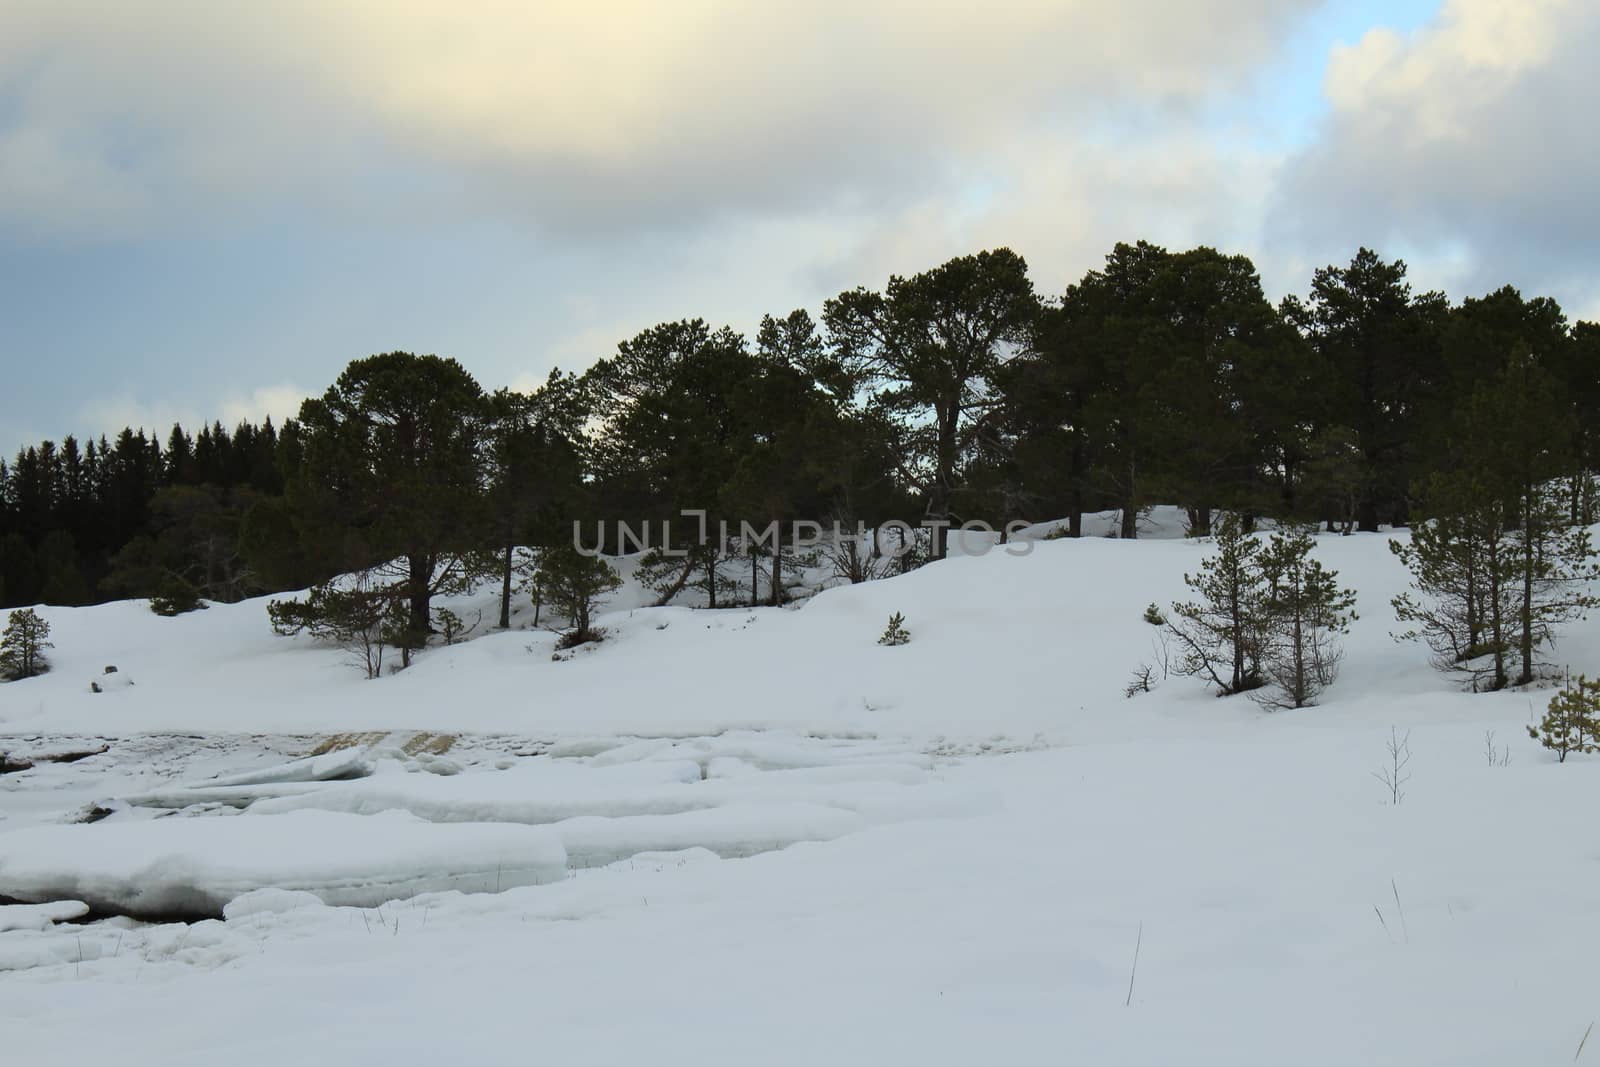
[150,579,205,617]
[878,612,910,646]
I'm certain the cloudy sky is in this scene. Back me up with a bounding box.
[3,0,1596,456]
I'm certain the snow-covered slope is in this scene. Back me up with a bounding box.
[5,519,1600,1066]
[5,515,1590,743]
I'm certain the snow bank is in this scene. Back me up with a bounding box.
[0,810,566,919]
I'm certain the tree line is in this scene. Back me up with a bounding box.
[3,242,1597,648]
[0,419,289,608]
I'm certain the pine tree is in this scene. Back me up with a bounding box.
[1393,349,1598,690]
[288,353,489,636]
[0,607,53,680]
[1392,479,1516,691]
[1529,674,1600,762]
[1491,347,1599,685]
[268,571,398,679]
[536,545,622,648]
[1167,515,1267,695]
[484,374,587,629]
[824,249,1038,557]
[1255,527,1356,709]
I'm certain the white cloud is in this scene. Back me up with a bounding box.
[1269,0,1600,308]
[71,384,309,448]
[75,393,202,443]
[218,385,309,429]
[0,0,1316,238]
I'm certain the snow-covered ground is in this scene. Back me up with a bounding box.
[4,511,1600,1065]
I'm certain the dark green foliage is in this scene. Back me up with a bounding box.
[288,352,489,636]
[824,249,1037,557]
[1,418,287,608]
[5,242,1600,648]
[149,578,205,617]
[485,372,588,628]
[1392,345,1598,690]
[1285,249,1449,532]
[1142,603,1165,626]
[0,607,52,680]
[536,545,622,647]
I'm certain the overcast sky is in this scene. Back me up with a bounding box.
[4,0,1597,456]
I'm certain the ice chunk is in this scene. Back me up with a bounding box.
[0,900,90,932]
[122,782,329,810]
[200,747,374,788]
[0,809,566,920]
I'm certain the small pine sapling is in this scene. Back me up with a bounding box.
[878,612,910,646]
[434,607,465,645]
[1528,674,1600,762]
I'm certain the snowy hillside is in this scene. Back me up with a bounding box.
[5,518,1600,1065]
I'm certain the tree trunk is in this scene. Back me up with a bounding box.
[1487,535,1507,691]
[499,543,513,629]
[929,408,961,560]
[1067,437,1086,538]
[408,553,432,636]
[769,534,784,606]
[1118,448,1138,539]
[1357,496,1379,534]
[1518,489,1536,686]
